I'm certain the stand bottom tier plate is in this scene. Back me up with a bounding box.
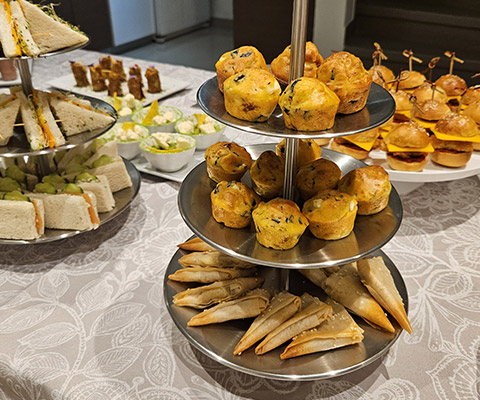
[0,158,141,244]
[164,245,408,381]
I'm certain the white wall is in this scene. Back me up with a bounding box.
[108,0,156,46]
[211,0,233,19]
[313,0,356,57]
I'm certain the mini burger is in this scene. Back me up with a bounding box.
[435,74,467,97]
[384,122,433,172]
[413,99,451,122]
[431,113,479,167]
[463,85,480,105]
[330,128,380,160]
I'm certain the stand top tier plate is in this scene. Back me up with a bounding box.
[178,144,403,269]
[0,93,116,157]
[0,40,90,61]
[197,78,395,139]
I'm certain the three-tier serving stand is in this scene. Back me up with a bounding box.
[165,0,407,380]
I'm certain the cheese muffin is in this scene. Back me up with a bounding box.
[224,68,281,122]
[215,46,269,92]
[211,181,260,228]
[316,51,372,114]
[276,138,322,169]
[296,158,342,200]
[252,198,308,250]
[278,77,340,131]
[205,142,253,183]
[250,151,285,198]
[337,165,391,215]
[270,41,323,84]
[302,189,358,240]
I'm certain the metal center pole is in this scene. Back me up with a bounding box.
[281,0,308,291]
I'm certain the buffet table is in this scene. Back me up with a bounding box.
[0,49,478,399]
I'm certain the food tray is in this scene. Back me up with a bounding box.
[178,144,403,268]
[0,93,117,157]
[164,245,407,381]
[0,158,141,244]
[196,78,395,139]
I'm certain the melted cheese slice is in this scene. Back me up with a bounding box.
[344,132,379,151]
[386,143,435,153]
[432,129,480,143]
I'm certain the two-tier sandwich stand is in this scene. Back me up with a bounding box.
[0,41,140,244]
[165,0,407,380]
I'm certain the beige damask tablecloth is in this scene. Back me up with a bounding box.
[0,50,479,400]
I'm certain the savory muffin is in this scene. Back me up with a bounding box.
[316,51,372,114]
[296,158,342,200]
[215,46,269,92]
[224,68,281,122]
[337,165,391,215]
[211,181,260,228]
[205,141,253,183]
[302,189,358,240]
[252,198,308,250]
[250,150,285,198]
[276,138,322,169]
[278,77,340,131]
[270,41,323,84]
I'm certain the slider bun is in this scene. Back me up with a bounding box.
[414,100,451,121]
[369,65,395,87]
[430,136,473,167]
[384,122,430,148]
[398,70,426,90]
[390,90,412,112]
[435,74,467,97]
[463,102,480,125]
[463,86,480,105]
[386,153,429,172]
[435,113,479,138]
[330,137,369,160]
[413,84,448,103]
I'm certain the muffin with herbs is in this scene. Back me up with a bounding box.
[250,151,285,198]
[204,141,253,183]
[211,181,260,228]
[252,198,309,250]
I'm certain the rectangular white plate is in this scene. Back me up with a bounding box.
[47,73,189,106]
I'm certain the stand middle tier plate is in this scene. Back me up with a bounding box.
[178,144,403,268]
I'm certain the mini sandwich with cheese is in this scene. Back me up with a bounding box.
[384,122,433,172]
[330,128,380,160]
[431,113,479,167]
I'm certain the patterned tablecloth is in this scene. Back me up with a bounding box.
[0,49,479,400]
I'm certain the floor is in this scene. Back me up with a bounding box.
[120,20,234,72]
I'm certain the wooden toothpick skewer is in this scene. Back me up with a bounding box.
[372,42,388,66]
[403,49,422,71]
[444,51,464,75]
[408,94,422,121]
[423,57,440,81]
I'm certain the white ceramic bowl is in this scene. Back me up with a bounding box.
[105,96,143,122]
[174,114,226,150]
[132,105,183,133]
[104,123,149,160]
[139,133,196,172]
